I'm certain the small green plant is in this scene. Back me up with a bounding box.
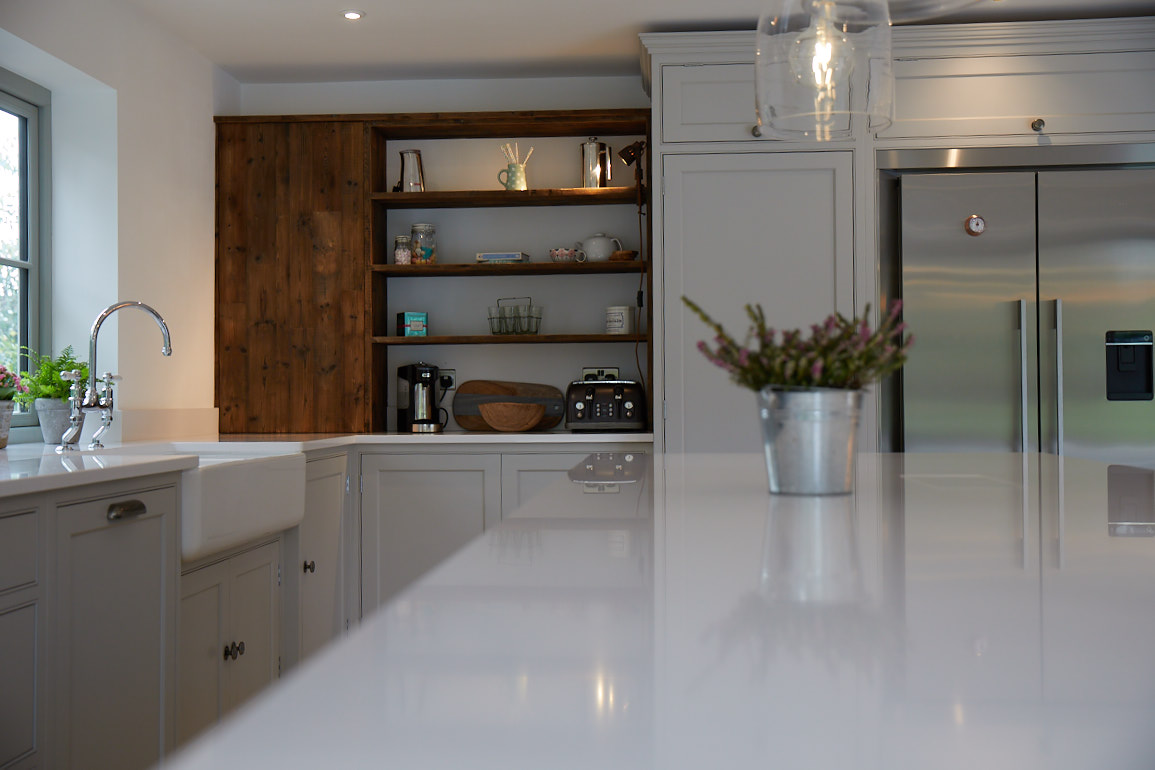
[15,346,90,406]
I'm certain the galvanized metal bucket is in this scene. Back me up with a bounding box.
[757,386,863,495]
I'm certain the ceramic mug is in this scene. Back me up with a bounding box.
[498,162,528,191]
[549,247,587,262]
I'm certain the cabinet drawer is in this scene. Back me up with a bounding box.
[881,50,1155,141]
[0,510,38,594]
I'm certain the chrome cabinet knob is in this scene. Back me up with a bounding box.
[1030,118,1045,132]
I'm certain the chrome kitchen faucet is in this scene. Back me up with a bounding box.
[59,301,172,451]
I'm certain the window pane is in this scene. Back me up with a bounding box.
[0,264,23,366]
[0,109,19,264]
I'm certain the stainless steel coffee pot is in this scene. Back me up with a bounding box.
[580,138,611,188]
[396,149,425,193]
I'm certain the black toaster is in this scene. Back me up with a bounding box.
[564,380,646,431]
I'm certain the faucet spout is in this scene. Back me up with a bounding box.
[83,301,173,409]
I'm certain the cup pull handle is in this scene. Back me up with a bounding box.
[107,499,147,522]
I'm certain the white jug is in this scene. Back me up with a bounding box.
[576,233,622,262]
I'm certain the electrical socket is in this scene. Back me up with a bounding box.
[581,367,620,381]
[439,369,456,391]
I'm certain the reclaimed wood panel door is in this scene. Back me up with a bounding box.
[216,120,368,432]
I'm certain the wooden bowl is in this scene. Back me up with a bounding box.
[609,249,639,261]
[477,401,547,432]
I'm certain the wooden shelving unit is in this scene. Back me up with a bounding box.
[367,108,652,432]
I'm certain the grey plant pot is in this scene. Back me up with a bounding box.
[35,397,83,445]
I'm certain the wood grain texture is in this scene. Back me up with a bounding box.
[453,380,565,431]
[216,121,367,433]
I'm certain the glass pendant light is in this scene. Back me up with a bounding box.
[754,0,989,141]
[755,0,894,141]
[889,0,987,22]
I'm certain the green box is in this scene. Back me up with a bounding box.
[396,312,428,336]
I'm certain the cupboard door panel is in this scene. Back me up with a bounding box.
[300,455,347,661]
[661,151,854,452]
[177,563,227,746]
[53,486,177,769]
[361,453,500,610]
[225,542,280,715]
[0,602,37,766]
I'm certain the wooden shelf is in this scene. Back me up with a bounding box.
[370,186,642,209]
[373,334,647,345]
[372,261,643,277]
[365,109,649,139]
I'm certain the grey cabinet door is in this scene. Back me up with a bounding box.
[299,455,347,661]
[51,484,177,770]
[660,151,855,452]
[361,453,500,610]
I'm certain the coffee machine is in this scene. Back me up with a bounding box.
[397,363,445,433]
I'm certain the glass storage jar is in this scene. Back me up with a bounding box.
[393,234,413,265]
[411,223,437,264]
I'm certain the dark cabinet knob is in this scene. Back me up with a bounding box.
[237,641,245,656]
[223,640,246,660]
[303,560,316,573]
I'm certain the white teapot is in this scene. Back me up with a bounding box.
[576,233,622,263]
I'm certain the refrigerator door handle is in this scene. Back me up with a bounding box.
[1054,298,1065,456]
[1019,299,1029,453]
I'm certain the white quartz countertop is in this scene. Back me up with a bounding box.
[0,432,652,498]
[163,451,1155,768]
[0,443,199,497]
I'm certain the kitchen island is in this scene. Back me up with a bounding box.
[160,451,1155,768]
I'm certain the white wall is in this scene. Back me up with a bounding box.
[234,75,648,115]
[0,0,220,440]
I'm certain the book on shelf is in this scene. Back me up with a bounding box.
[475,252,531,263]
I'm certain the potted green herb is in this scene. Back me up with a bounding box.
[16,346,89,444]
[683,298,913,494]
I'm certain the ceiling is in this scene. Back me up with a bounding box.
[112,0,1155,83]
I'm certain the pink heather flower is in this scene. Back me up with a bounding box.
[811,360,824,380]
[737,348,750,367]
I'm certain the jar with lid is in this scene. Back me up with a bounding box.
[411,223,437,264]
[393,234,413,265]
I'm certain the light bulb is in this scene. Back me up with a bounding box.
[787,10,852,92]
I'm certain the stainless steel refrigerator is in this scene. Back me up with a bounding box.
[899,167,1155,468]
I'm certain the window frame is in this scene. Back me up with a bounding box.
[0,67,51,432]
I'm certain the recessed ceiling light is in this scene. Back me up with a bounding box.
[342,9,364,20]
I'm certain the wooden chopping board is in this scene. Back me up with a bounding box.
[453,380,565,431]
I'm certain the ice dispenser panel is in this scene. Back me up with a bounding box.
[1105,330,1153,401]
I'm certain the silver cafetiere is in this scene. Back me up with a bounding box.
[580,138,611,188]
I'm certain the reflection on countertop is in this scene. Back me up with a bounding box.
[164,452,1155,769]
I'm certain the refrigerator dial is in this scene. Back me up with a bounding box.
[964,214,986,236]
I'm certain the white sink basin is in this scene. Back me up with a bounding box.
[90,442,306,562]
